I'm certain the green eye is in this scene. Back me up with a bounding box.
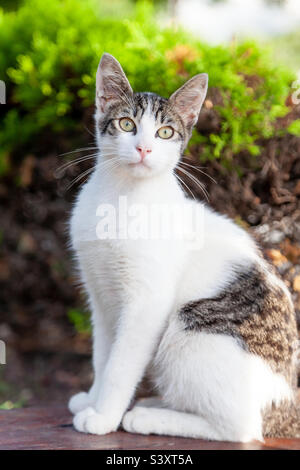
[119,117,135,132]
[157,126,174,139]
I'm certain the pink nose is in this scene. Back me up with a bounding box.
[136,146,152,160]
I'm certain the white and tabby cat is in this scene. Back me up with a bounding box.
[68,53,299,441]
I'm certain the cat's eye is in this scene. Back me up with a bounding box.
[119,117,135,132]
[157,126,174,139]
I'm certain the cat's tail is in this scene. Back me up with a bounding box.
[263,390,300,438]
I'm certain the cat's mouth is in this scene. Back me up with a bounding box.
[128,160,150,169]
[126,159,153,178]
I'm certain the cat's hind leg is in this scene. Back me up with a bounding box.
[146,328,294,442]
[122,406,222,440]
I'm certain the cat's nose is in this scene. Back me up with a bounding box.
[136,146,152,160]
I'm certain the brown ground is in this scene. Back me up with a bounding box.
[2,405,300,449]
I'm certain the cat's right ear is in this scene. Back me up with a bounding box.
[169,74,208,129]
[96,53,133,114]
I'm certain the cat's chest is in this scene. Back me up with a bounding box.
[70,172,185,247]
[71,179,173,269]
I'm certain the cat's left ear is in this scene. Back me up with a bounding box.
[169,74,208,128]
[96,53,133,114]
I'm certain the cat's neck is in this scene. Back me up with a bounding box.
[94,162,183,204]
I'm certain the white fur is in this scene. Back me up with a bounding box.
[68,69,294,441]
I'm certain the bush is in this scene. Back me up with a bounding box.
[0,0,298,174]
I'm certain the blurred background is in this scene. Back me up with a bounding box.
[0,0,299,409]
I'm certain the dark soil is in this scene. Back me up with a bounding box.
[0,105,299,406]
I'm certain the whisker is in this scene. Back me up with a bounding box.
[177,166,209,202]
[58,146,98,157]
[180,161,217,185]
[174,170,196,200]
[99,144,120,151]
[180,167,210,202]
[96,159,123,182]
[174,172,185,194]
[66,167,95,191]
[56,153,99,175]
[97,157,120,168]
[58,151,120,177]
[84,125,96,138]
[96,157,122,173]
[97,155,122,166]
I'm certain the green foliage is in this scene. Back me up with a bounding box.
[67,308,91,334]
[0,400,24,409]
[0,0,297,173]
[288,119,300,136]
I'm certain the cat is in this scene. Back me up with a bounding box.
[68,53,299,441]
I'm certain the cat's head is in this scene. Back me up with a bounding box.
[95,53,208,179]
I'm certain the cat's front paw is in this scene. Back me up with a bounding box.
[68,392,91,414]
[73,407,117,435]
